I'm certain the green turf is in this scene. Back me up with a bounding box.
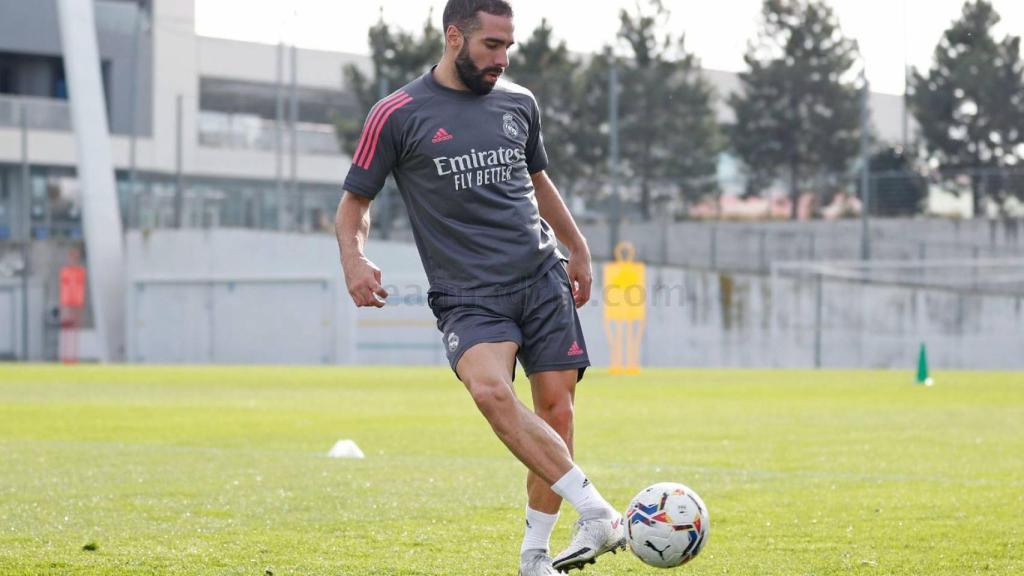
[0,365,1022,575]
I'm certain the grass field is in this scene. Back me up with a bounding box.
[1,365,1022,575]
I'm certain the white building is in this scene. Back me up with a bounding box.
[0,0,375,360]
[0,0,375,242]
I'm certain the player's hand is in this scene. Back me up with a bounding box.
[566,245,593,308]
[342,255,389,308]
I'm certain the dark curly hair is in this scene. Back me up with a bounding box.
[442,0,514,35]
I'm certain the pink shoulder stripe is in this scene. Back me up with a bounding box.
[354,91,413,169]
[348,89,403,165]
[352,90,409,165]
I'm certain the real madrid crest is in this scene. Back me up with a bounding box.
[502,112,520,139]
[447,332,460,352]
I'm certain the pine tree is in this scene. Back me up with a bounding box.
[507,20,591,198]
[569,49,618,202]
[615,0,722,219]
[729,0,862,219]
[908,0,1024,214]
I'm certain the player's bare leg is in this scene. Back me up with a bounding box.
[527,369,577,514]
[518,369,576,575]
[457,343,621,573]
[456,342,574,484]
[531,372,624,573]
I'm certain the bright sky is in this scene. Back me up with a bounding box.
[194,0,1024,95]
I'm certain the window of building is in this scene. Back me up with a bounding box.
[0,66,14,94]
[52,63,67,100]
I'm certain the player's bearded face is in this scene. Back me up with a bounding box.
[455,35,503,95]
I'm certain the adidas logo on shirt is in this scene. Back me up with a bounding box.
[432,128,453,144]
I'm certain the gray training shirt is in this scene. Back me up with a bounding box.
[343,67,562,296]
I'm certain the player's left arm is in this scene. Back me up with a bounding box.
[532,170,592,308]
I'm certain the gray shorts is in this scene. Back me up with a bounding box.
[428,261,590,382]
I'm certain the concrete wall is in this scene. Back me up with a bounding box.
[635,268,1022,370]
[0,279,20,358]
[0,275,55,362]
[123,229,441,366]
[7,224,1020,367]
[769,273,1024,370]
[119,230,1024,370]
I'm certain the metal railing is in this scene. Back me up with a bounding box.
[197,111,341,156]
[0,95,72,132]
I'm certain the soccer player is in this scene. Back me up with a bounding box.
[335,1,625,573]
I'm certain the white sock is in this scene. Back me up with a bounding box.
[550,465,615,520]
[521,506,559,554]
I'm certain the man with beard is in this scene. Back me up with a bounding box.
[335,1,624,574]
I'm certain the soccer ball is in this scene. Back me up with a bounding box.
[624,482,709,568]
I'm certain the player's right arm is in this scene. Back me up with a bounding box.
[336,90,413,308]
[335,192,388,308]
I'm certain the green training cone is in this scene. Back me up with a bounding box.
[916,343,933,386]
